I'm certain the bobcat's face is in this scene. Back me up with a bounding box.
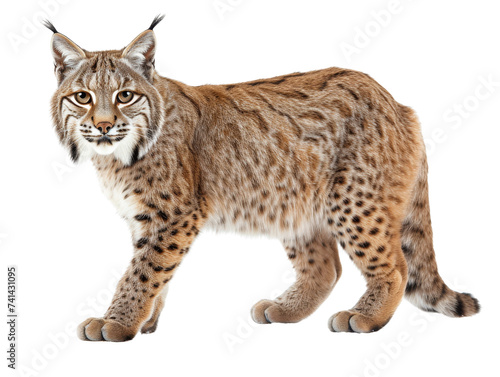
[49,25,164,165]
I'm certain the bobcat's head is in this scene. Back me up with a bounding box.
[47,16,165,165]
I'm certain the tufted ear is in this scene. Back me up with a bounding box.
[44,21,86,86]
[121,15,164,81]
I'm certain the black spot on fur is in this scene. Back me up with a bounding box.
[401,244,413,255]
[130,145,140,165]
[136,238,148,249]
[164,263,177,272]
[334,176,345,185]
[405,281,418,294]
[69,143,79,163]
[153,245,163,253]
[158,211,169,221]
[451,294,465,317]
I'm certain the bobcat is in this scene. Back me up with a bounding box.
[46,16,479,341]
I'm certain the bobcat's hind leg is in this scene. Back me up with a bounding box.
[251,232,342,324]
[327,199,408,333]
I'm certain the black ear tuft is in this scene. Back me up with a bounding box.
[148,14,165,31]
[43,19,58,34]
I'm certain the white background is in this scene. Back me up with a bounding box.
[1,0,499,376]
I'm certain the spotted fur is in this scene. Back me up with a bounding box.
[46,17,479,341]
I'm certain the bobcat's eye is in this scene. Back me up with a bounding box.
[117,91,134,104]
[74,92,92,105]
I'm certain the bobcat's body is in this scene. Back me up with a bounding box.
[47,17,479,342]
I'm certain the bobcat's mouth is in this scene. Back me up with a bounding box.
[96,135,113,146]
[83,135,125,145]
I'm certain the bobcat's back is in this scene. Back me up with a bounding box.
[180,68,422,239]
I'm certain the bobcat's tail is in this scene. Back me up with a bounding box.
[401,149,480,317]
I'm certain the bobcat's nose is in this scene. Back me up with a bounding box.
[95,122,114,135]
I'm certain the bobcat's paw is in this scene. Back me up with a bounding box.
[140,317,160,334]
[251,299,305,324]
[251,299,274,324]
[328,310,388,333]
[77,317,137,342]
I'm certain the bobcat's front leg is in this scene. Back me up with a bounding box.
[77,206,206,342]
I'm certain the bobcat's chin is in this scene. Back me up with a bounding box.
[92,142,119,155]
